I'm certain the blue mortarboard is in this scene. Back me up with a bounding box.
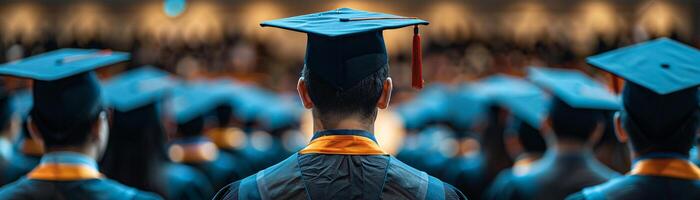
[261,8,429,89]
[448,84,488,130]
[528,67,620,111]
[0,49,129,81]
[587,38,699,145]
[230,86,273,122]
[101,66,179,112]
[587,38,700,95]
[170,83,234,124]
[256,95,303,132]
[395,85,450,130]
[472,75,550,129]
[0,48,129,147]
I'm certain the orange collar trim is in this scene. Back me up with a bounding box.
[629,158,700,180]
[205,128,247,150]
[299,135,388,155]
[169,141,219,163]
[27,164,103,181]
[21,139,44,156]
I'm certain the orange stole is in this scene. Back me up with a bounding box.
[629,159,700,180]
[27,164,103,181]
[299,135,388,155]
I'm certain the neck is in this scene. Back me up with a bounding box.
[313,116,374,133]
[552,139,591,154]
[46,146,97,160]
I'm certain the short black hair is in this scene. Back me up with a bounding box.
[548,98,604,142]
[177,116,205,137]
[621,82,698,155]
[31,73,103,148]
[302,65,388,127]
[0,93,13,134]
[515,120,547,153]
[214,104,233,127]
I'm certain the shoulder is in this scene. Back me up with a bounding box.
[0,178,35,198]
[443,182,468,200]
[386,157,468,200]
[92,179,164,200]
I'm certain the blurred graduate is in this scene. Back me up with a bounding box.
[167,81,248,191]
[568,38,700,200]
[486,67,622,200]
[99,66,214,199]
[214,8,466,200]
[0,49,161,199]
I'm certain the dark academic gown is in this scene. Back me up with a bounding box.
[213,130,467,200]
[158,162,215,200]
[487,150,619,200]
[396,126,455,177]
[440,154,486,200]
[236,132,290,172]
[1,139,42,186]
[0,152,161,200]
[483,155,540,200]
[170,136,245,190]
[567,156,700,200]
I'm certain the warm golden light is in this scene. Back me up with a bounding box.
[137,1,224,46]
[58,3,110,45]
[637,0,689,37]
[570,1,625,54]
[1,3,42,44]
[424,1,474,43]
[503,2,550,45]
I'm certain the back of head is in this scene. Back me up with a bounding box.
[515,119,547,153]
[214,104,233,128]
[177,116,205,137]
[621,82,698,155]
[101,102,167,193]
[548,97,604,142]
[302,65,388,127]
[31,72,102,148]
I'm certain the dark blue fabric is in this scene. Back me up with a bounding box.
[238,174,261,200]
[0,178,162,200]
[311,129,377,143]
[568,175,700,200]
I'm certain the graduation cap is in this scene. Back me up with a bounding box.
[587,38,699,141]
[170,84,234,124]
[528,67,620,111]
[448,84,488,131]
[101,66,178,112]
[261,8,429,89]
[587,38,700,95]
[0,49,128,146]
[255,96,303,132]
[471,75,549,129]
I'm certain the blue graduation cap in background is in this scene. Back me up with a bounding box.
[528,67,620,111]
[261,8,429,89]
[587,38,700,95]
[170,82,240,124]
[448,84,488,130]
[255,95,303,132]
[101,66,178,112]
[472,75,550,129]
[0,49,129,81]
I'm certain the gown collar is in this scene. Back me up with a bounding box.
[28,151,102,181]
[630,152,700,180]
[300,129,387,155]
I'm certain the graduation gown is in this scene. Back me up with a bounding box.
[0,139,42,186]
[486,150,619,200]
[567,156,700,200]
[483,155,539,200]
[158,162,215,200]
[213,130,467,200]
[0,152,161,200]
[170,136,246,190]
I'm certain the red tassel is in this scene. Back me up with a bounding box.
[411,25,423,89]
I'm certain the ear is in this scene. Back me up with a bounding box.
[297,78,314,109]
[376,77,393,109]
[26,117,45,147]
[613,112,628,143]
[90,111,108,142]
[539,116,552,137]
[588,121,605,145]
